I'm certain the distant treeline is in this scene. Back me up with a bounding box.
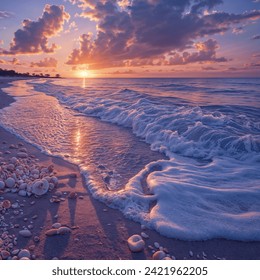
[0,68,61,78]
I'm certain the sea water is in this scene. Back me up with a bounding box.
[0,77,259,241]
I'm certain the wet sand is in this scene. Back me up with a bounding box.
[0,78,260,260]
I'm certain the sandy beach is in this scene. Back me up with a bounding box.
[0,78,260,260]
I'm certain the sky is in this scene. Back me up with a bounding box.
[0,0,260,78]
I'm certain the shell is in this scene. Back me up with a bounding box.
[31,179,49,196]
[2,200,11,209]
[127,234,145,252]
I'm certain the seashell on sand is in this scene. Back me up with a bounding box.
[127,234,145,252]
[31,179,49,196]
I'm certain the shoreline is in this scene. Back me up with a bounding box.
[0,78,260,260]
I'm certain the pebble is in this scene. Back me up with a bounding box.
[152,250,166,260]
[0,181,5,190]
[12,249,20,255]
[127,234,145,252]
[19,229,32,238]
[141,232,149,239]
[2,200,11,209]
[45,229,58,236]
[57,226,72,235]
[18,249,30,259]
[52,223,61,229]
[33,236,40,243]
[189,250,194,257]
[18,190,27,197]
[5,177,16,188]
[31,179,49,196]
[1,250,11,259]
[154,242,160,249]
[17,152,28,158]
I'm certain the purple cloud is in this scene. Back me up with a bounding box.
[67,0,260,69]
[1,5,70,55]
[30,57,58,67]
[252,34,260,40]
[0,11,14,19]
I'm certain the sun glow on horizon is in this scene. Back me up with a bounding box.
[77,70,91,78]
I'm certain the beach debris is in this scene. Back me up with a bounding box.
[127,234,145,252]
[152,250,166,260]
[31,179,49,196]
[19,229,32,238]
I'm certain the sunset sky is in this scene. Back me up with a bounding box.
[0,0,260,78]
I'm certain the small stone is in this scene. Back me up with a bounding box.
[141,232,149,239]
[141,224,146,230]
[17,152,28,158]
[33,236,40,243]
[0,181,5,190]
[9,144,17,149]
[1,250,11,259]
[18,190,27,197]
[57,226,72,235]
[45,229,58,236]
[5,177,16,188]
[18,249,30,259]
[154,242,160,249]
[153,250,166,260]
[79,195,84,199]
[20,257,30,260]
[163,257,172,260]
[11,202,19,209]
[19,147,27,152]
[189,250,194,257]
[10,157,18,164]
[19,229,32,238]
[52,223,61,229]
[12,249,20,255]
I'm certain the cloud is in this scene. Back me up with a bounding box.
[0,11,14,19]
[166,39,228,65]
[202,66,218,70]
[30,57,58,68]
[0,58,22,65]
[252,34,260,40]
[66,0,260,69]
[111,69,136,74]
[232,27,244,34]
[64,21,78,33]
[1,5,70,55]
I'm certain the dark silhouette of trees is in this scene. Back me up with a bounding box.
[0,68,61,78]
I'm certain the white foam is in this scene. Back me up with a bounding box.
[1,78,260,241]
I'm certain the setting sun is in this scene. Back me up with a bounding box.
[78,70,90,78]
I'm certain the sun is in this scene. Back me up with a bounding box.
[78,70,90,78]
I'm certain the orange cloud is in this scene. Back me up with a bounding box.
[1,5,70,55]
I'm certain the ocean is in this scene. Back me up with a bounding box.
[0,77,260,241]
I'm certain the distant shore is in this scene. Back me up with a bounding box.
[0,78,260,260]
